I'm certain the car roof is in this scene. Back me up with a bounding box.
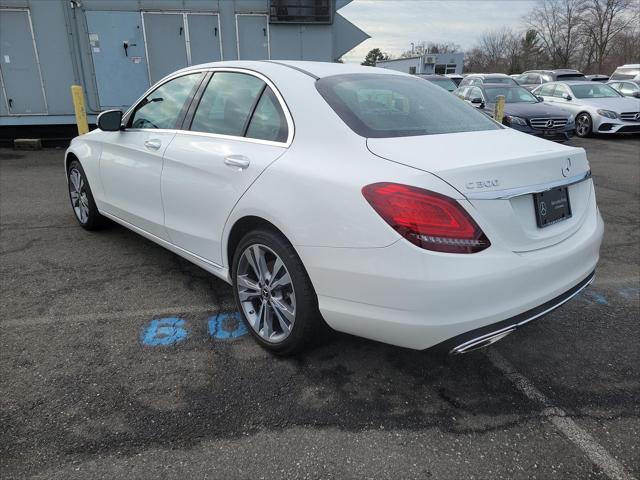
[417,74,450,79]
[481,83,523,88]
[466,73,511,78]
[178,60,404,79]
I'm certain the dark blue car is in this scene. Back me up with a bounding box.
[454,83,576,142]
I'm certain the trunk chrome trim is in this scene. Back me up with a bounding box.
[465,170,592,200]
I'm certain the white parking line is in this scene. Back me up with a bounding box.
[1,303,234,328]
[486,350,635,480]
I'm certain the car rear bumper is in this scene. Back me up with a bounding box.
[297,202,604,350]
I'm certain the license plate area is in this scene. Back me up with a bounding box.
[533,187,572,228]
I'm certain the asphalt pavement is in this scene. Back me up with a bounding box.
[1,135,638,479]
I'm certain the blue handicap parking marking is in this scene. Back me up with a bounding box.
[208,312,247,340]
[578,289,610,306]
[140,317,188,346]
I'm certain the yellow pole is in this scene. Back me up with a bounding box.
[493,95,505,124]
[71,85,89,135]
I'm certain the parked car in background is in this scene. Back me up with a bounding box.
[586,74,609,82]
[417,74,457,92]
[454,83,575,142]
[608,79,640,98]
[518,69,586,91]
[65,61,603,355]
[533,81,640,137]
[459,73,518,87]
[609,64,640,81]
[445,73,464,86]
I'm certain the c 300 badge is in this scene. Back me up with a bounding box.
[466,179,500,189]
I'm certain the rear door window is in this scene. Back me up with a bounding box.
[190,72,265,136]
[245,87,289,143]
[537,83,556,96]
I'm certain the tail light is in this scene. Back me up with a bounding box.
[362,182,490,253]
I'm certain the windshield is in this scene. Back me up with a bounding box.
[426,78,457,92]
[485,86,538,103]
[316,74,501,138]
[484,77,517,85]
[570,84,622,98]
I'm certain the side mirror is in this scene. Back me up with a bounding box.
[632,91,640,98]
[471,97,483,104]
[562,93,572,101]
[97,109,123,131]
[535,95,544,102]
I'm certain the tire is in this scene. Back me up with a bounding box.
[232,228,323,355]
[67,159,105,230]
[575,112,593,138]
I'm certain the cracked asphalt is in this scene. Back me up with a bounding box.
[1,136,638,479]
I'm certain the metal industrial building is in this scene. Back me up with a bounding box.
[376,52,464,75]
[0,0,368,127]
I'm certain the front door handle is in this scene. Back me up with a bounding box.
[224,155,250,170]
[144,139,162,150]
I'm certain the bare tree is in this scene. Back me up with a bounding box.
[400,41,461,58]
[526,0,585,67]
[582,0,639,71]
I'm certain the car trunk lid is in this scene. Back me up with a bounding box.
[367,129,593,252]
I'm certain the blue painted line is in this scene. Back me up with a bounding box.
[208,311,247,340]
[579,290,610,306]
[617,287,639,300]
[140,317,188,346]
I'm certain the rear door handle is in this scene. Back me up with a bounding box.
[224,155,250,170]
[144,139,162,150]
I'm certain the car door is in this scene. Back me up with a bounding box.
[161,70,291,265]
[99,72,204,238]
[536,83,558,103]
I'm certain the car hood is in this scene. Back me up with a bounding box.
[485,102,572,118]
[574,96,640,111]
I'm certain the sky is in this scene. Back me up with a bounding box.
[338,0,538,63]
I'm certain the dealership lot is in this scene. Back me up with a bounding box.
[1,136,638,479]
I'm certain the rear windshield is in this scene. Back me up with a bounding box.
[426,78,457,92]
[556,73,586,80]
[484,77,517,85]
[316,74,500,138]
[610,68,640,80]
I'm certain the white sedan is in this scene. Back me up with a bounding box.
[65,61,603,355]
[532,81,640,137]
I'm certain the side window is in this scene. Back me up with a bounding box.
[620,82,638,95]
[467,87,482,101]
[538,83,556,96]
[531,74,542,84]
[246,87,288,143]
[129,73,202,129]
[553,85,567,98]
[191,72,265,136]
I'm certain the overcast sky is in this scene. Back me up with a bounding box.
[339,0,538,63]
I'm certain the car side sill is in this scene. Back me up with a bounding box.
[99,210,231,284]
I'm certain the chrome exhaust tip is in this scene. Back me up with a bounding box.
[450,328,516,355]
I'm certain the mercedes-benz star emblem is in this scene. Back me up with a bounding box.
[545,119,554,128]
[562,157,572,177]
[635,113,640,121]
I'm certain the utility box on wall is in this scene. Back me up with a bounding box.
[0,0,368,127]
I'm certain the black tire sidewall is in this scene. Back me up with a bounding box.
[231,228,320,355]
[67,159,103,230]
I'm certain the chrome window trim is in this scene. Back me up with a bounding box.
[122,67,295,147]
[465,170,592,200]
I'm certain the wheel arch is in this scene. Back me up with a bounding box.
[225,215,294,274]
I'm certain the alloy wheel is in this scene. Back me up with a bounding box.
[68,168,90,224]
[576,114,591,137]
[236,244,296,343]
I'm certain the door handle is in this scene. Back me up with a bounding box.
[224,155,250,170]
[144,139,162,150]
